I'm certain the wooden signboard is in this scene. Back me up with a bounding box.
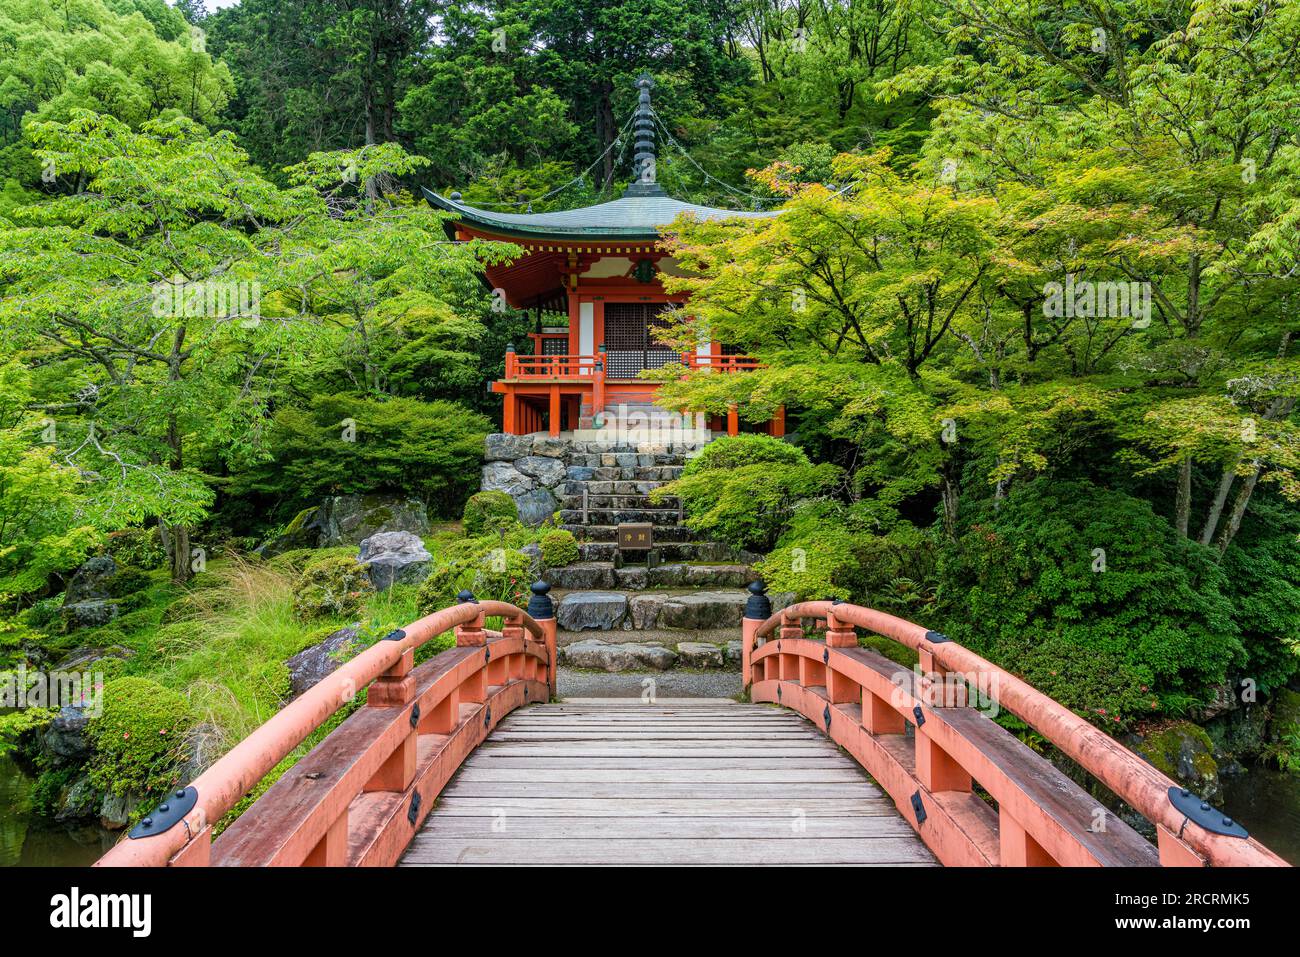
[617,523,653,552]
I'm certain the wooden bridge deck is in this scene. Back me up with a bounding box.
[401,698,936,866]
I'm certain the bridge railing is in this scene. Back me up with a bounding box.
[95,584,557,867]
[741,587,1287,868]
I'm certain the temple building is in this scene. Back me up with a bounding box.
[424,75,784,439]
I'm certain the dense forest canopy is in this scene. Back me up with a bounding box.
[0,0,1298,763]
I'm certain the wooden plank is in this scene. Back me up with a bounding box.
[398,697,935,866]
[478,746,841,757]
[440,782,880,799]
[400,837,936,866]
[430,798,898,817]
[473,757,853,769]
[452,768,870,783]
[488,738,821,743]
[409,816,917,840]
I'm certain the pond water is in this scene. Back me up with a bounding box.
[1221,765,1300,865]
[0,753,115,867]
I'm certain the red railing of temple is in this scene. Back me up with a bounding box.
[95,592,557,867]
[504,351,761,380]
[506,353,601,379]
[684,353,762,372]
[740,594,1288,868]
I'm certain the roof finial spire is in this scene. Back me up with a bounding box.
[625,72,666,197]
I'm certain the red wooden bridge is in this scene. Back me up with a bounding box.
[94,583,1287,868]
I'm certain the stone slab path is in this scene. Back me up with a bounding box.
[401,698,936,866]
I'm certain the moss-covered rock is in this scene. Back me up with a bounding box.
[1128,721,1221,801]
[87,677,193,821]
[291,556,375,621]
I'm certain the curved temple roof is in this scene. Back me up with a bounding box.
[423,187,780,241]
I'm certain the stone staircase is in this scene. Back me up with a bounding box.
[540,432,765,696]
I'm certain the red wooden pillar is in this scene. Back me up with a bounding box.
[727,403,739,436]
[549,385,561,437]
[770,405,786,437]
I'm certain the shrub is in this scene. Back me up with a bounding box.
[653,436,841,551]
[540,529,579,567]
[684,433,808,473]
[232,394,491,517]
[291,556,375,621]
[103,527,166,569]
[416,543,532,615]
[463,490,518,536]
[88,677,193,800]
[935,479,1242,726]
[1218,497,1300,694]
[758,504,937,608]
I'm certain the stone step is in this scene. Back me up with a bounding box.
[577,541,739,562]
[545,562,755,591]
[585,466,684,482]
[554,589,755,633]
[556,667,743,698]
[561,524,696,543]
[563,479,667,496]
[559,494,678,511]
[560,637,742,672]
[556,626,739,647]
[559,508,684,527]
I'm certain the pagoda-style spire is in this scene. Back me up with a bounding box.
[625,73,666,198]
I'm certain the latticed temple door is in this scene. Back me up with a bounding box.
[603,303,676,377]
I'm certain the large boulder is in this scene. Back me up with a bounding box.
[358,531,432,590]
[556,591,628,631]
[675,641,726,668]
[1126,721,1222,802]
[61,600,118,632]
[562,639,677,672]
[285,625,362,697]
[256,493,430,556]
[485,433,532,462]
[531,435,571,458]
[514,487,558,527]
[308,494,429,547]
[481,461,535,497]
[53,645,133,673]
[42,704,92,763]
[515,455,567,487]
[100,792,143,831]
[64,556,117,605]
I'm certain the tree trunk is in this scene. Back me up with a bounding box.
[941,474,960,540]
[167,523,192,585]
[1215,463,1262,554]
[1198,454,1240,546]
[1174,456,1192,537]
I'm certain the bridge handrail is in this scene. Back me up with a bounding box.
[96,596,554,866]
[750,599,1286,868]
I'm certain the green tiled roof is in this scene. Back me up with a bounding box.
[423,187,781,240]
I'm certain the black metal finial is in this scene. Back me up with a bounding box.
[527,580,554,620]
[744,580,772,621]
[624,74,665,198]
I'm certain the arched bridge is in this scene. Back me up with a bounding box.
[96,584,1287,868]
